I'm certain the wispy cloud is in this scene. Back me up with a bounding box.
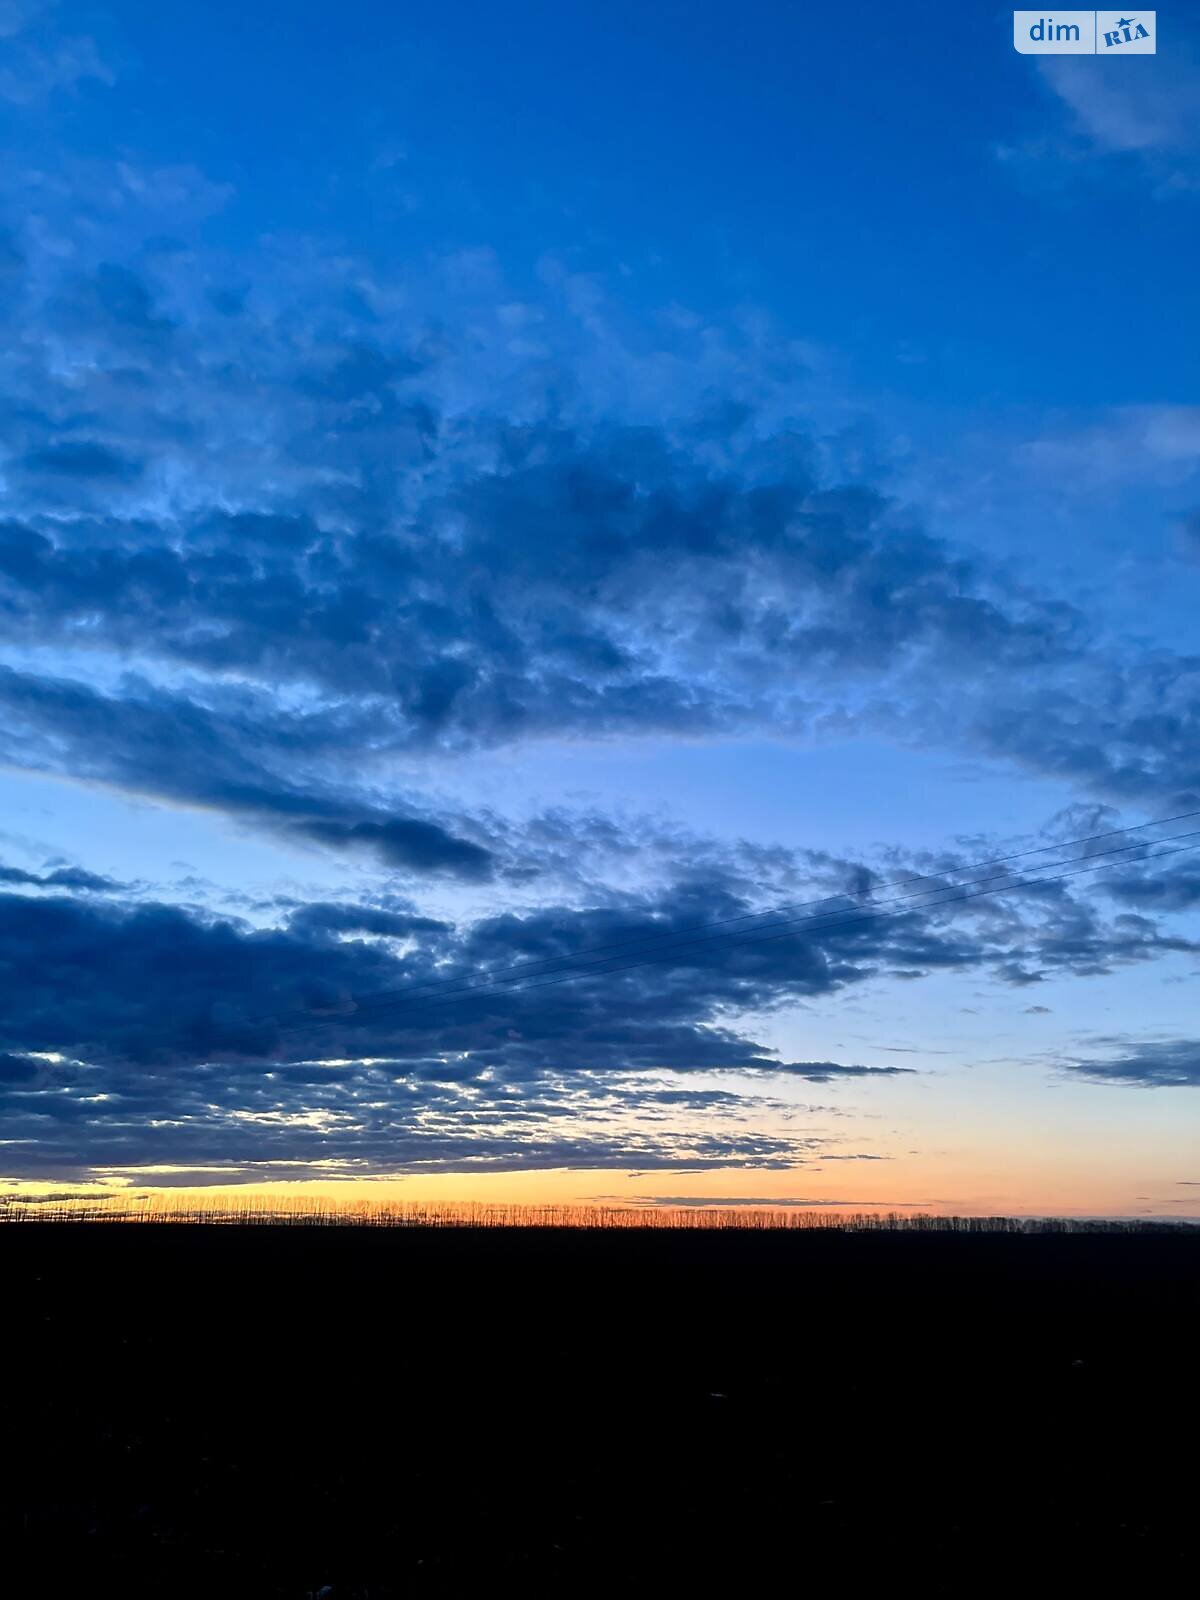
[999,51,1200,195]
[1064,1039,1200,1087]
[0,0,113,103]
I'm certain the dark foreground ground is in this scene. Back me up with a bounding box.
[4,1225,1198,1596]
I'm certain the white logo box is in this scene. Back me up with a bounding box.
[1013,11,1156,54]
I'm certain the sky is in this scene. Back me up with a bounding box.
[1,0,1199,1217]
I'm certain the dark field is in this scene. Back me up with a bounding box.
[4,1224,1198,1596]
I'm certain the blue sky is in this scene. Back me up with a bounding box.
[1,0,1199,1213]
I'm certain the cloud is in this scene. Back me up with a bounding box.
[0,846,1193,1179]
[1097,859,1200,912]
[0,860,122,891]
[0,161,1191,856]
[1041,58,1181,156]
[0,1051,41,1082]
[16,441,142,481]
[0,1188,120,1205]
[0,664,500,881]
[286,901,448,940]
[0,880,925,1074]
[0,143,1196,868]
[1064,1039,1200,1087]
[1,408,1198,855]
[0,875,910,1177]
[1019,407,1200,491]
[772,1062,908,1082]
[296,818,495,880]
[818,1152,889,1160]
[0,1,113,104]
[999,52,1200,196]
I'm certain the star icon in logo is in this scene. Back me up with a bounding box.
[1116,16,1136,26]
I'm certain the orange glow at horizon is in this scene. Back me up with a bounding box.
[4,1148,1197,1220]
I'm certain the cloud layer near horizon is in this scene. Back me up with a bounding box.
[1,840,1196,1179]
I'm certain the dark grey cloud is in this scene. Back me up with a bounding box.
[1097,860,1200,912]
[0,1191,108,1205]
[0,882,925,1076]
[0,663,500,882]
[818,1153,889,1160]
[286,901,449,940]
[1064,1040,1200,1088]
[769,1062,908,1081]
[0,212,1198,866]
[0,849,1192,1178]
[297,817,494,879]
[17,441,142,481]
[0,423,1196,862]
[0,860,123,892]
[0,874,903,1178]
[0,1052,42,1083]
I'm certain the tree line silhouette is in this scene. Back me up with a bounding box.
[1,1193,1194,1230]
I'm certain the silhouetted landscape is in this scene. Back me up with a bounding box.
[7,1196,1200,1228]
[5,1195,1200,1228]
[4,1220,1197,1595]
